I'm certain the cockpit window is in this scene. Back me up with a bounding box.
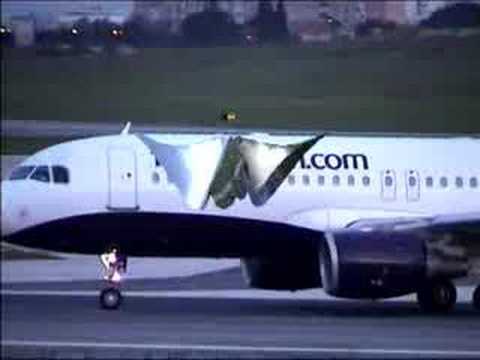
[52,166,70,184]
[30,166,50,183]
[9,166,35,180]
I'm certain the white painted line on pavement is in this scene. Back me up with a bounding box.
[1,288,475,302]
[1,257,240,282]
[2,289,338,300]
[3,340,480,357]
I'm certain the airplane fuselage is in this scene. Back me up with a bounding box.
[2,133,479,258]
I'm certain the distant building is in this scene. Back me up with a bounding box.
[317,1,367,36]
[132,0,365,39]
[131,0,480,43]
[287,0,334,41]
[30,1,131,31]
[292,19,333,44]
[9,15,35,47]
[285,1,365,41]
[365,1,408,24]
[57,11,127,29]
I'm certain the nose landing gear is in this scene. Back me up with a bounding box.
[100,286,123,310]
[99,246,127,310]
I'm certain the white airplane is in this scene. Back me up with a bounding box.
[2,124,480,312]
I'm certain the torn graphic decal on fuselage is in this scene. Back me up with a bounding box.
[136,134,322,210]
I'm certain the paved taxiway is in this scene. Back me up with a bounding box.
[4,119,312,138]
[2,266,480,359]
[2,133,480,358]
[6,119,477,138]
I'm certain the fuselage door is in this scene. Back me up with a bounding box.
[107,148,138,210]
[381,169,396,201]
[406,170,420,202]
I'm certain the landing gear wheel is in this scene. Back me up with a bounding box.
[100,287,122,310]
[417,279,457,313]
[473,286,480,311]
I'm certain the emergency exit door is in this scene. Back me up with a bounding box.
[107,148,138,210]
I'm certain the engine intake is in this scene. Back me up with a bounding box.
[241,250,321,291]
[320,231,427,299]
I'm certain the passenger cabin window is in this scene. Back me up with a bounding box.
[30,166,50,183]
[332,175,340,186]
[288,175,295,185]
[455,177,464,189]
[440,177,448,188]
[426,177,433,188]
[52,166,70,184]
[9,166,35,180]
[385,175,393,187]
[317,175,325,186]
[302,174,310,186]
[408,176,417,187]
[362,176,370,186]
[347,175,355,186]
[470,177,478,189]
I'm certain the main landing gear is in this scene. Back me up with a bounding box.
[99,247,127,310]
[417,278,457,313]
[417,279,480,313]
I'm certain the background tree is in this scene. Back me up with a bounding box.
[123,15,174,47]
[71,17,95,49]
[273,0,290,42]
[181,7,241,46]
[254,0,290,44]
[0,25,15,48]
[255,0,275,43]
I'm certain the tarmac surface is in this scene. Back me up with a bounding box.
[3,119,317,138]
[2,263,480,359]
[2,125,480,358]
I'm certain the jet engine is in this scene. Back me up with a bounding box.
[320,229,469,299]
[241,226,469,297]
[241,250,321,291]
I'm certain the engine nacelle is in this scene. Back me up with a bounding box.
[320,231,427,299]
[241,250,321,291]
[241,228,469,297]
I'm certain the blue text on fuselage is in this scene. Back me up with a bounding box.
[299,153,369,170]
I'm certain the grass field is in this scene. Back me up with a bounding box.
[2,37,480,133]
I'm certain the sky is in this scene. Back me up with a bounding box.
[1,1,133,21]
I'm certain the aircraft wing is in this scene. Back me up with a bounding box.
[347,212,480,234]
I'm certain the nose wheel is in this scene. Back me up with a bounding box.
[417,279,457,313]
[100,287,123,310]
[99,247,127,310]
